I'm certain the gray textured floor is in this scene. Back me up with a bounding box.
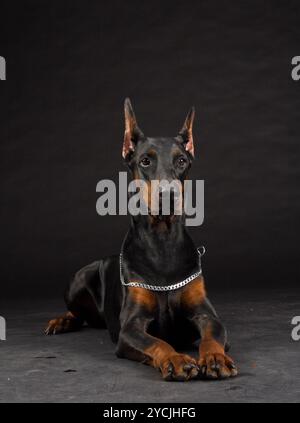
[0,290,299,403]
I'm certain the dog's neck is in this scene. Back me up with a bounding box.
[122,214,199,285]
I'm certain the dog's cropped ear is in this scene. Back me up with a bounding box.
[122,98,144,159]
[178,107,195,157]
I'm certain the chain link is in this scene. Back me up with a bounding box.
[119,247,204,291]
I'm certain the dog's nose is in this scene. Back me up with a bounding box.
[159,186,175,201]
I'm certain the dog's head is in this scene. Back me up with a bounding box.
[122,98,195,218]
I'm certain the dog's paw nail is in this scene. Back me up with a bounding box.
[230,368,238,377]
[167,363,174,374]
[183,364,193,371]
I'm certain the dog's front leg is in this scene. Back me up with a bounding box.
[181,277,238,379]
[116,287,199,381]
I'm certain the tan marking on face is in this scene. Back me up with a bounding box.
[146,148,157,158]
[156,220,168,232]
[171,146,185,157]
[131,170,151,210]
[132,168,139,180]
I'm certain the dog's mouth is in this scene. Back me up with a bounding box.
[148,199,182,218]
[148,213,178,229]
[150,213,174,221]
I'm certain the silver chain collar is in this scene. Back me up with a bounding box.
[119,246,205,292]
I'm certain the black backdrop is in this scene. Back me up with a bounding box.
[1,0,300,298]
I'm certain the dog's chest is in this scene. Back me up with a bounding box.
[151,291,182,337]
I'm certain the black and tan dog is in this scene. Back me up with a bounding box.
[45,99,237,381]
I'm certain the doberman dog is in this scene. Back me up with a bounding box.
[45,99,238,381]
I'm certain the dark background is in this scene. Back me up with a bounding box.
[1,0,300,298]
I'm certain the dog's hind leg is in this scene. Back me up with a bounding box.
[45,260,106,335]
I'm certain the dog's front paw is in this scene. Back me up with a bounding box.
[161,353,199,381]
[199,353,238,379]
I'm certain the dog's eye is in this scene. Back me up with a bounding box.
[177,156,187,167]
[140,157,151,167]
